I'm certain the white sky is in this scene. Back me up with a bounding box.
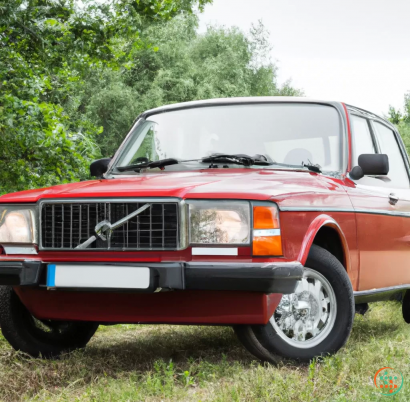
[198,0,410,116]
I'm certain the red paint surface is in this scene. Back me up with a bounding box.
[279,210,358,289]
[346,183,410,290]
[0,169,338,203]
[15,287,282,325]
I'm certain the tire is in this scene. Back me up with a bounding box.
[234,245,354,363]
[402,290,410,323]
[0,286,99,358]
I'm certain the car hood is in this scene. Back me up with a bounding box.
[0,169,344,204]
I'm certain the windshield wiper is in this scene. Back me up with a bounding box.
[302,161,321,173]
[254,160,322,173]
[201,154,273,166]
[116,158,179,172]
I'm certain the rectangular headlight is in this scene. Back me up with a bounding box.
[0,205,37,244]
[188,201,250,244]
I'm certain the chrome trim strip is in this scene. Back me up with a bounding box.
[179,199,188,250]
[191,247,238,256]
[253,229,281,237]
[354,284,410,297]
[2,246,37,255]
[185,261,303,269]
[279,206,410,218]
[345,209,410,217]
[37,197,182,205]
[279,207,353,212]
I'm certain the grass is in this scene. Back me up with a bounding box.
[0,302,409,401]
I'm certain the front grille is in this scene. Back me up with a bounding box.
[40,201,179,250]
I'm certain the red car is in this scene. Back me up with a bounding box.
[0,97,408,363]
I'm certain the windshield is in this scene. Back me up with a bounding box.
[113,103,342,172]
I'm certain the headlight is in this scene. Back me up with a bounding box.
[0,205,37,244]
[188,201,250,244]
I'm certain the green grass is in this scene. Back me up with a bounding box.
[0,302,409,401]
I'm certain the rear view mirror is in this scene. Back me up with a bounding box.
[349,154,389,180]
[90,158,112,178]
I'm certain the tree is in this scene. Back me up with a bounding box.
[77,16,303,155]
[0,0,211,193]
[388,94,410,155]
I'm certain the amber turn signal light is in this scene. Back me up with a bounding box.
[253,236,282,256]
[252,205,283,256]
[253,206,279,229]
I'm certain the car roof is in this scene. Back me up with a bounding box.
[140,96,393,127]
[345,103,395,128]
[141,97,336,117]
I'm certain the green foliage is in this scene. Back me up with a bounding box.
[1,0,301,193]
[388,94,410,155]
[0,0,211,193]
[0,94,100,190]
[75,17,303,156]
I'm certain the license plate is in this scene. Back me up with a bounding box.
[47,264,150,289]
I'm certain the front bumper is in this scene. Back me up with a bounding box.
[0,260,303,294]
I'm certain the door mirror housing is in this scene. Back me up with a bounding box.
[349,165,364,180]
[349,154,389,180]
[90,158,112,178]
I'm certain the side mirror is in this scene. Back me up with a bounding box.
[349,154,389,180]
[90,158,112,178]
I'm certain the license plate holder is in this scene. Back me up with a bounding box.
[47,264,151,290]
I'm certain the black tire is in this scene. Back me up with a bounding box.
[234,324,280,363]
[0,286,99,358]
[234,245,354,363]
[402,290,410,323]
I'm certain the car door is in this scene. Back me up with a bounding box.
[346,112,410,291]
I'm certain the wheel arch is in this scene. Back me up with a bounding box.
[297,214,351,273]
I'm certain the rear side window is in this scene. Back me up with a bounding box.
[373,122,409,188]
[351,115,375,166]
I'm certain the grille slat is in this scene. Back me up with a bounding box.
[51,205,55,248]
[61,204,64,248]
[79,204,82,244]
[70,204,73,249]
[41,202,179,250]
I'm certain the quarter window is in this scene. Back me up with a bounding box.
[372,122,409,188]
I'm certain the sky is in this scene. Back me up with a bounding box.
[198,0,410,116]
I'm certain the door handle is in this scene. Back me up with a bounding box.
[389,193,399,205]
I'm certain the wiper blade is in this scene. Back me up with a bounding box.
[116,158,179,172]
[258,161,322,173]
[201,154,272,166]
[302,161,321,173]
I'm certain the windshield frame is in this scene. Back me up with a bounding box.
[106,100,348,177]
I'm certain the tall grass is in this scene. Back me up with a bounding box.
[0,302,408,401]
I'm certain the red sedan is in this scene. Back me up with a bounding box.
[0,97,408,363]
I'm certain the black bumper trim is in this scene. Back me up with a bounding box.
[185,262,303,294]
[0,260,303,294]
[0,261,43,286]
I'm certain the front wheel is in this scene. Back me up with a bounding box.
[0,286,99,358]
[234,245,354,363]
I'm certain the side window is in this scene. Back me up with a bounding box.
[351,115,375,167]
[372,122,409,188]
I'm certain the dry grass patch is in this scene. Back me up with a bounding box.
[0,302,409,401]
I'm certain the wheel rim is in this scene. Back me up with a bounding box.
[270,267,337,349]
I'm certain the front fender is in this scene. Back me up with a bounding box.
[297,214,351,273]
